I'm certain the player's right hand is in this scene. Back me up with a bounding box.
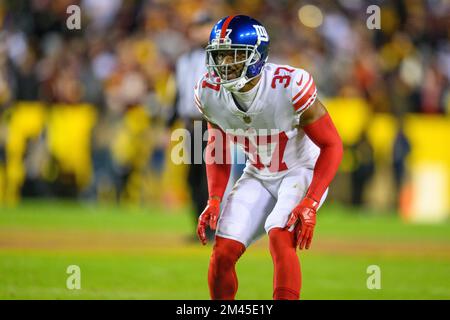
[197,197,221,245]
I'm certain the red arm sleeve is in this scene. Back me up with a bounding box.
[302,113,343,202]
[205,123,232,200]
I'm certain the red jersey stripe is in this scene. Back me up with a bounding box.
[294,80,316,105]
[295,93,316,113]
[292,74,312,102]
[294,86,317,111]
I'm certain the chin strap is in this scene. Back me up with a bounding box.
[222,77,249,92]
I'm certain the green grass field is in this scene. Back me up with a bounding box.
[1,201,449,299]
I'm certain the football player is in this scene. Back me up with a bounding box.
[195,15,343,300]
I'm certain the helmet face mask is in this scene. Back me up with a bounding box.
[204,15,270,92]
[206,45,260,83]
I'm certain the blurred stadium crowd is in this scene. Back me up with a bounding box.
[0,0,449,219]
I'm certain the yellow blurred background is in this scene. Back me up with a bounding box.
[0,0,449,223]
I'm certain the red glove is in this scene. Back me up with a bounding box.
[286,197,319,250]
[197,197,221,245]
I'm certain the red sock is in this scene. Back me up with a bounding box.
[269,227,301,300]
[208,236,246,300]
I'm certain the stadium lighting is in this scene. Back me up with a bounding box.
[298,5,324,28]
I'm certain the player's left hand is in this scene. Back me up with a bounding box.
[286,197,319,250]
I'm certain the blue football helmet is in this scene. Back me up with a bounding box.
[205,15,270,92]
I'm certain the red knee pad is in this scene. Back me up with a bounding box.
[269,227,296,250]
[210,236,245,268]
[208,236,245,300]
[269,228,301,300]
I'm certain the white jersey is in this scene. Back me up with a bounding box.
[194,63,320,180]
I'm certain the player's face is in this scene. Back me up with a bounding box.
[213,50,247,80]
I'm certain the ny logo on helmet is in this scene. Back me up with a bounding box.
[253,25,269,42]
